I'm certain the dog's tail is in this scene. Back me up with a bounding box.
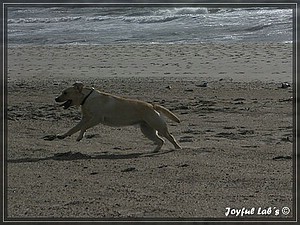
[153,104,180,123]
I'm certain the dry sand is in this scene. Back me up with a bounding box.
[6,43,294,220]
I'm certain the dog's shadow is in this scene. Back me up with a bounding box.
[7,149,175,164]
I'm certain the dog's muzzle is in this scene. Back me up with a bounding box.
[55,97,72,109]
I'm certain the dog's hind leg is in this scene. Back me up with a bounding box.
[140,122,164,152]
[144,112,182,150]
[158,129,182,150]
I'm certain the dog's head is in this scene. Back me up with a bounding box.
[55,82,84,109]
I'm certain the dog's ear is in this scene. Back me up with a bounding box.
[73,82,84,93]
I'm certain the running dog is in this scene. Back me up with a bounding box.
[55,82,182,152]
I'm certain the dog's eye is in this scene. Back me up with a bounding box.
[63,92,67,95]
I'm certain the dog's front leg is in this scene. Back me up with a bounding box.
[76,117,100,141]
[57,117,87,139]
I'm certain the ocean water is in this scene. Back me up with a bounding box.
[7,6,293,46]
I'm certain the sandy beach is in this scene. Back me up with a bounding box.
[6,43,294,220]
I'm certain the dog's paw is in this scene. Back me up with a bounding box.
[43,135,57,141]
[56,134,66,140]
[76,136,83,142]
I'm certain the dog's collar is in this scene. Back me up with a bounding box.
[80,88,94,106]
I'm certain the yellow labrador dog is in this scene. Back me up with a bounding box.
[55,82,182,152]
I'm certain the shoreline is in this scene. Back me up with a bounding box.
[7,41,293,47]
